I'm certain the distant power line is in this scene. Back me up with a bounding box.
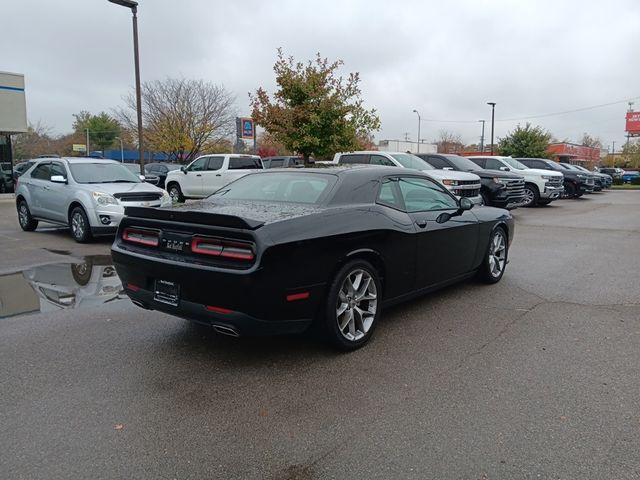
[412,95,640,125]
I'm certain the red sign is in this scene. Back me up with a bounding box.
[626,112,640,134]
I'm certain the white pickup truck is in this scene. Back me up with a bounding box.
[467,156,564,207]
[331,151,483,204]
[165,154,263,202]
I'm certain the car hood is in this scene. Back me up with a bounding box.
[86,182,165,195]
[422,170,480,182]
[516,168,563,178]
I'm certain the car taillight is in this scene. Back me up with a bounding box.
[191,236,255,261]
[122,227,160,247]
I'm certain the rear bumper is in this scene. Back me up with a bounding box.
[123,284,312,336]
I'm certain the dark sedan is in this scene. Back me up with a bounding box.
[144,162,182,189]
[112,167,514,350]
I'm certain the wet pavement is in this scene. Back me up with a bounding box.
[1,192,640,479]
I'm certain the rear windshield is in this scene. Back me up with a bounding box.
[212,172,336,204]
[443,155,482,171]
[69,163,141,184]
[390,153,434,170]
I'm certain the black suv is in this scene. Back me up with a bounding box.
[517,158,593,197]
[0,162,15,193]
[416,153,526,209]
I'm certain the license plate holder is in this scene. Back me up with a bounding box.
[154,279,180,306]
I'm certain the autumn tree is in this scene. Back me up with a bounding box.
[72,111,121,152]
[256,132,291,157]
[621,140,640,169]
[498,123,552,158]
[435,130,464,153]
[250,49,381,164]
[579,133,602,148]
[12,122,56,159]
[117,78,236,163]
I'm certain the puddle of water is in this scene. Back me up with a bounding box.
[0,255,125,319]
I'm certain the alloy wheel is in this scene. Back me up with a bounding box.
[336,269,378,341]
[522,188,534,206]
[488,232,506,278]
[18,204,29,227]
[71,212,85,239]
[169,187,180,202]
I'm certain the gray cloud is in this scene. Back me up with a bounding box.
[4,0,639,151]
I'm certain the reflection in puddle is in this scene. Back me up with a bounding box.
[0,255,125,318]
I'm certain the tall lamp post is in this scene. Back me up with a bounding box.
[478,119,486,152]
[487,102,496,155]
[412,109,421,153]
[115,136,124,162]
[108,0,144,173]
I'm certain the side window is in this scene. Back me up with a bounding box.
[30,163,51,180]
[189,157,208,171]
[207,156,224,171]
[50,162,67,179]
[339,154,369,165]
[426,156,449,169]
[398,177,458,212]
[370,155,395,166]
[229,157,262,169]
[469,158,486,168]
[270,159,284,168]
[376,179,403,209]
[484,158,504,170]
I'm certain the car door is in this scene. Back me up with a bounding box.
[181,156,209,197]
[40,161,70,223]
[395,175,480,288]
[199,156,225,196]
[27,162,51,217]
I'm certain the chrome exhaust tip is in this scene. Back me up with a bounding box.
[213,325,240,337]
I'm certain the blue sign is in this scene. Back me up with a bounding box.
[241,118,254,139]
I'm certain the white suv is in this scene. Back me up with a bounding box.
[166,154,263,202]
[331,151,483,204]
[467,156,564,207]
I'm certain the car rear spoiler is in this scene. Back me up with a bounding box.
[124,206,265,230]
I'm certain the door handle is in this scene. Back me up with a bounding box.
[415,219,427,228]
[215,174,222,177]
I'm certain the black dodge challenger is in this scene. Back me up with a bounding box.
[112,166,514,350]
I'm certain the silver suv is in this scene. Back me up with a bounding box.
[15,157,171,242]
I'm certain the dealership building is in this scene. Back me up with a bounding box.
[0,71,28,165]
[545,143,601,165]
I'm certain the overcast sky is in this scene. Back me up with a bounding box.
[4,0,640,151]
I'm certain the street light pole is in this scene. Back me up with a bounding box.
[115,136,124,162]
[487,102,496,155]
[412,109,421,153]
[86,128,90,157]
[478,120,486,152]
[108,0,144,174]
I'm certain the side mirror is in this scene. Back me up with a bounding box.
[181,166,187,174]
[500,166,510,171]
[50,175,67,184]
[139,175,146,181]
[459,197,474,211]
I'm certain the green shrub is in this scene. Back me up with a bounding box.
[613,178,624,185]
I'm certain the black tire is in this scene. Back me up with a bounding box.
[522,184,539,207]
[69,206,92,243]
[480,191,490,207]
[0,181,6,194]
[167,183,185,203]
[478,227,508,284]
[321,260,382,351]
[564,182,576,198]
[17,200,38,231]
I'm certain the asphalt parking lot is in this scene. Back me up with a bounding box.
[1,192,639,480]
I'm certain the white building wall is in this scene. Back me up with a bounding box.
[0,72,28,133]
[377,139,437,154]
